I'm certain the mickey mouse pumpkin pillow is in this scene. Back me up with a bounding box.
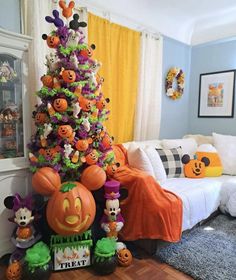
[182,154,210,178]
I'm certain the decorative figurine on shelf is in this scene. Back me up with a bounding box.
[0,61,17,83]
[100,181,124,239]
[4,193,43,262]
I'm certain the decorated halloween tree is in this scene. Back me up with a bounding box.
[28,1,115,183]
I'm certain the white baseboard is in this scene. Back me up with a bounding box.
[0,238,14,258]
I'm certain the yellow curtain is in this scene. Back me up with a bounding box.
[88,13,140,143]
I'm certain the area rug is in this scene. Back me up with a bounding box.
[155,214,236,280]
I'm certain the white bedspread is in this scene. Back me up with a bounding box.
[161,175,233,231]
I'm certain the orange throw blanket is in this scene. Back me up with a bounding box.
[112,145,183,242]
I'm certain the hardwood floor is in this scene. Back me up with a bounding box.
[0,251,193,280]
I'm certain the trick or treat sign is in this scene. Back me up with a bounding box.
[50,230,93,271]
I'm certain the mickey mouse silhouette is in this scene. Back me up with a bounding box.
[69,14,87,30]
[59,0,75,18]
[45,10,64,27]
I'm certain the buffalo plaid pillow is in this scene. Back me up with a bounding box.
[156,147,184,178]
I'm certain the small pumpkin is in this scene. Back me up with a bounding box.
[35,112,48,124]
[42,34,60,48]
[53,98,68,112]
[46,181,96,235]
[58,125,73,138]
[6,260,22,280]
[117,248,132,267]
[75,138,93,152]
[80,165,106,191]
[41,75,54,88]
[62,69,76,83]
[106,162,120,177]
[79,96,96,112]
[101,134,113,150]
[32,167,61,196]
[84,149,99,165]
[80,44,95,58]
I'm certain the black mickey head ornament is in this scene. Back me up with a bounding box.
[69,14,87,30]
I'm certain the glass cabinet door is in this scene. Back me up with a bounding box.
[0,54,24,159]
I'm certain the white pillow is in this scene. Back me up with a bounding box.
[127,143,155,177]
[213,132,236,175]
[162,138,198,158]
[183,134,214,146]
[123,139,162,150]
[197,144,217,152]
[143,146,167,183]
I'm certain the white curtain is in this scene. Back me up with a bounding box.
[134,32,163,141]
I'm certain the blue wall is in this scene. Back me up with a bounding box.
[0,0,21,33]
[189,39,236,135]
[159,36,191,139]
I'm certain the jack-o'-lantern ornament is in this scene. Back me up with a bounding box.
[42,34,60,48]
[96,96,110,110]
[181,154,210,178]
[101,134,113,150]
[106,162,120,177]
[76,138,93,152]
[58,125,74,142]
[78,96,96,112]
[117,248,132,267]
[53,98,68,112]
[6,260,22,280]
[80,44,96,58]
[39,146,61,158]
[62,69,76,83]
[41,75,54,88]
[46,181,96,235]
[35,112,48,124]
[84,149,99,165]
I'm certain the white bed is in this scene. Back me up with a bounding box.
[161,175,233,231]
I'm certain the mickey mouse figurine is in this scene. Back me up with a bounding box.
[4,193,43,247]
[100,181,124,239]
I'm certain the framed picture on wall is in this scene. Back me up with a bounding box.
[198,70,235,118]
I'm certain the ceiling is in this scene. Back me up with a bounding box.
[79,0,236,45]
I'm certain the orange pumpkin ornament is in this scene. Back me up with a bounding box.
[106,162,120,177]
[75,138,93,152]
[84,149,99,165]
[35,112,48,124]
[32,167,61,196]
[80,165,106,191]
[46,181,96,236]
[80,44,96,58]
[62,69,76,83]
[78,96,96,112]
[182,154,210,178]
[42,34,60,48]
[117,248,132,267]
[41,75,54,88]
[53,98,68,112]
[6,260,22,280]
[58,125,74,140]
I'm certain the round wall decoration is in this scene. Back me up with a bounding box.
[165,67,185,100]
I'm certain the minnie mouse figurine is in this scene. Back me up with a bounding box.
[4,193,43,249]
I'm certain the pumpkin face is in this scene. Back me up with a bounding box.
[32,167,61,196]
[41,75,54,88]
[62,70,76,83]
[47,35,60,48]
[182,154,210,178]
[76,138,92,152]
[46,182,96,235]
[101,134,113,150]
[6,260,22,280]
[80,165,106,191]
[39,146,61,158]
[79,96,96,112]
[35,112,48,124]
[96,97,110,110]
[106,162,120,177]
[117,248,132,267]
[58,125,73,138]
[85,149,99,165]
[53,98,68,112]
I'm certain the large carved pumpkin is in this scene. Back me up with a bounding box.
[46,181,96,235]
[80,165,106,191]
[32,167,61,196]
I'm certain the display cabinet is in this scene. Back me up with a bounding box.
[0,28,32,171]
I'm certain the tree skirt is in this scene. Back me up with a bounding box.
[155,214,236,280]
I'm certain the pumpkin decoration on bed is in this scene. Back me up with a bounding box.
[80,165,106,191]
[117,248,132,267]
[5,260,22,280]
[32,167,96,236]
[181,154,210,178]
